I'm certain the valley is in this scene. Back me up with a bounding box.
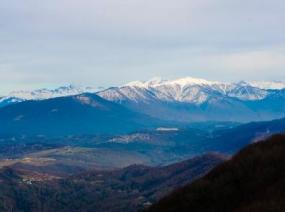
[0,118,284,211]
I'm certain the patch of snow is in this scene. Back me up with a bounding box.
[7,85,101,101]
[249,81,285,90]
[14,115,24,121]
[156,127,179,131]
[165,77,220,87]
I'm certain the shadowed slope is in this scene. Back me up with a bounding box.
[0,93,162,136]
[148,134,285,212]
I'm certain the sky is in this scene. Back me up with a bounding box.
[1,0,285,95]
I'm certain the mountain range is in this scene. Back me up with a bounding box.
[1,77,285,131]
[2,77,285,104]
[98,77,285,122]
[0,84,100,103]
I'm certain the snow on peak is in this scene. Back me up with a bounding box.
[125,76,220,88]
[249,81,285,90]
[145,77,165,86]
[235,81,250,86]
[124,77,166,88]
[117,76,280,104]
[3,77,285,108]
[124,80,147,88]
[166,77,220,87]
[120,77,224,104]
[125,77,285,91]
[8,85,100,100]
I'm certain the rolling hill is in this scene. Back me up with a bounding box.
[0,154,224,212]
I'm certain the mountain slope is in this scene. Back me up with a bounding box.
[99,77,270,104]
[148,134,285,212]
[0,96,23,108]
[98,77,285,122]
[8,85,99,100]
[0,93,162,136]
[209,116,285,154]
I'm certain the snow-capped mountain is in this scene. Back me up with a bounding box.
[98,77,270,104]
[97,77,285,122]
[0,96,23,108]
[225,81,269,101]
[1,77,285,123]
[8,85,100,100]
[249,81,285,90]
[0,85,102,107]
[2,77,281,108]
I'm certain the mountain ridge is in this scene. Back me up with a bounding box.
[2,77,285,104]
[2,77,285,122]
[0,93,164,136]
[97,77,285,122]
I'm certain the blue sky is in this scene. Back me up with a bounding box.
[1,0,285,95]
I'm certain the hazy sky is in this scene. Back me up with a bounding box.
[1,0,285,94]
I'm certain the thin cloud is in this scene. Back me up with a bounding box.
[0,0,284,94]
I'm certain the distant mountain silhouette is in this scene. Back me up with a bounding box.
[0,93,162,136]
[2,77,285,122]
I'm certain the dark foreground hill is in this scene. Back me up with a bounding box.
[148,134,285,212]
